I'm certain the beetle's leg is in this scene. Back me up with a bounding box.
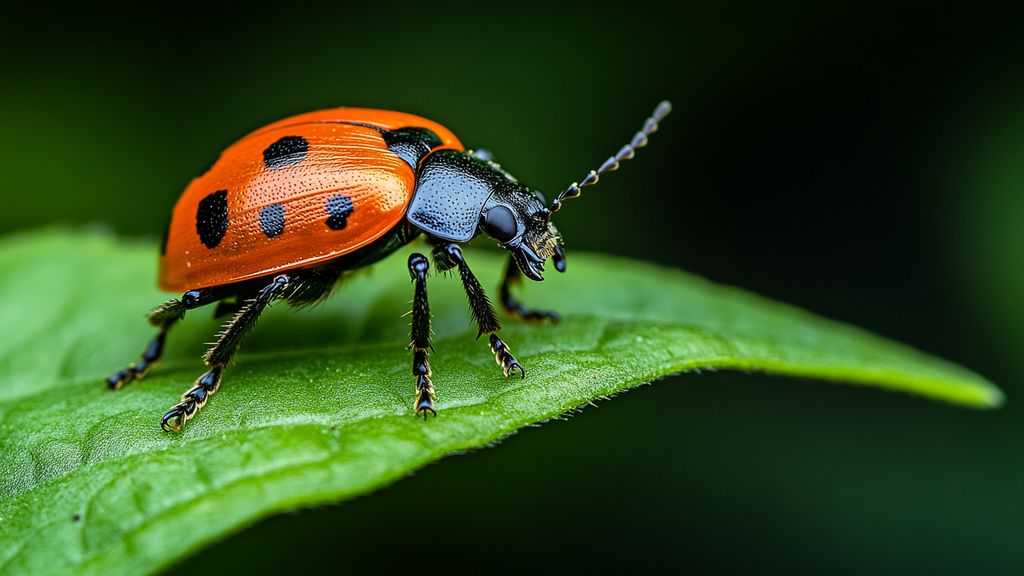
[499,256,561,323]
[408,253,436,418]
[106,301,183,390]
[434,244,525,379]
[160,275,290,433]
[106,288,218,390]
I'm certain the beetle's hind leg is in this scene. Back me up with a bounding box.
[107,299,185,389]
[161,275,290,433]
[499,256,561,323]
[107,288,229,390]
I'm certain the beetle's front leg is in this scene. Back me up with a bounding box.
[499,256,561,323]
[434,244,524,379]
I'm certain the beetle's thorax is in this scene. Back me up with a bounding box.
[406,149,562,280]
[406,150,504,242]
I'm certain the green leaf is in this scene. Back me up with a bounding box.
[0,230,1000,575]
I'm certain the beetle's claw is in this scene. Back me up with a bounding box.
[160,405,186,433]
[160,397,199,433]
[414,376,437,419]
[504,360,526,379]
[415,393,437,419]
[416,401,437,419]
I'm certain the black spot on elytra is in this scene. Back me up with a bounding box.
[259,204,285,238]
[263,136,309,170]
[196,190,229,248]
[326,195,354,230]
[72,514,81,522]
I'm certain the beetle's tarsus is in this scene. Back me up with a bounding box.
[415,378,437,419]
[107,366,142,390]
[107,361,151,390]
[489,334,525,379]
[508,308,561,324]
[160,366,222,433]
[501,295,561,324]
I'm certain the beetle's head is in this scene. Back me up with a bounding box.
[407,101,671,282]
[479,100,672,281]
[475,101,671,281]
[479,183,565,281]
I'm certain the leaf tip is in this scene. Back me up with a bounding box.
[980,383,1006,409]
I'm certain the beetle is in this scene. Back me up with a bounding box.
[107,101,672,432]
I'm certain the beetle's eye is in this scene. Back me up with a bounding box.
[482,205,518,243]
[533,190,547,205]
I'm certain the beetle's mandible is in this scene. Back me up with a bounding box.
[107,102,673,432]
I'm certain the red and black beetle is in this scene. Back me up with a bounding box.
[107,102,672,432]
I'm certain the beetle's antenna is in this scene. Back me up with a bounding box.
[545,100,672,216]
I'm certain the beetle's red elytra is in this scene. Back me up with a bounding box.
[161,109,463,291]
[108,102,672,432]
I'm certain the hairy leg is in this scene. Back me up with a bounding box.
[161,275,291,432]
[434,244,524,379]
[407,253,436,417]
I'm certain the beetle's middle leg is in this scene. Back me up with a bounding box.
[434,244,524,379]
[160,274,291,433]
[408,253,436,418]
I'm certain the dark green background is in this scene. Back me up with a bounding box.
[3,3,1022,573]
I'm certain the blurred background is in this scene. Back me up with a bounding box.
[2,2,1021,573]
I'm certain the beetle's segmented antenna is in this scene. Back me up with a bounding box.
[547,100,672,215]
